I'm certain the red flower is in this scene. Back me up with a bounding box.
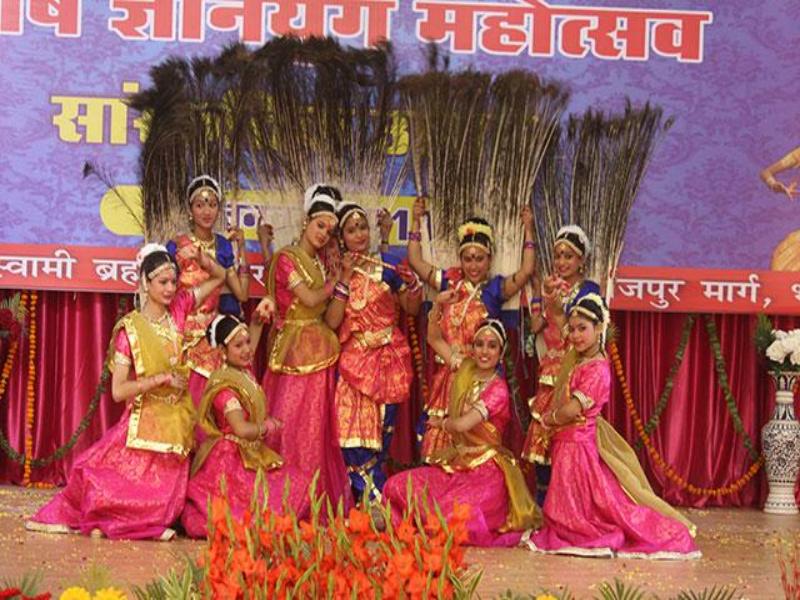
[0,588,22,600]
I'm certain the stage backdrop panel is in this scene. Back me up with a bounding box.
[1,0,799,313]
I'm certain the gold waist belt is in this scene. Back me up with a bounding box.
[224,434,261,449]
[353,326,393,348]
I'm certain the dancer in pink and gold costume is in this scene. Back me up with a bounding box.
[325,201,422,500]
[27,244,225,540]
[384,315,541,547]
[166,175,252,408]
[407,198,536,462]
[524,294,699,559]
[182,314,310,538]
[262,184,351,507]
[521,225,600,503]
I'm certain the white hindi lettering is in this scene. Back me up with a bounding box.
[0,250,76,280]
[615,277,685,310]
[93,259,139,287]
[701,274,761,305]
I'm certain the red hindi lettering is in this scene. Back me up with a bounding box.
[651,12,712,63]
[208,0,267,43]
[28,0,82,36]
[108,0,176,40]
[414,0,482,53]
[327,0,397,46]
[0,0,23,35]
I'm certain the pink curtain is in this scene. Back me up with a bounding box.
[0,290,795,508]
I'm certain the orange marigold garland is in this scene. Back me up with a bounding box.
[22,291,52,488]
[609,340,762,497]
[407,313,429,405]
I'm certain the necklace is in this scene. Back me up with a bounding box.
[191,233,216,256]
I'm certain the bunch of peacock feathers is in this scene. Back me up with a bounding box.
[238,36,402,249]
[127,54,242,242]
[399,49,568,289]
[535,101,674,295]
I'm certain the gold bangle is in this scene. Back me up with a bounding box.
[550,408,560,426]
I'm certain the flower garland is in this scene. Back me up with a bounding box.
[0,295,125,479]
[407,313,429,405]
[610,340,763,497]
[703,315,760,462]
[634,314,695,449]
[22,291,43,487]
[0,291,27,404]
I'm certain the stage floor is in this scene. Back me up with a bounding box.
[0,485,796,598]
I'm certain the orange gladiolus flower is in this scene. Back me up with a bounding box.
[392,551,416,580]
[274,514,293,533]
[396,519,416,544]
[422,549,443,574]
[299,519,315,542]
[347,508,371,534]
[451,501,471,524]
[407,572,428,598]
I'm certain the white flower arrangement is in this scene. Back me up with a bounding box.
[764,328,800,369]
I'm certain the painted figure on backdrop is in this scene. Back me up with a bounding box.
[384,314,541,547]
[761,147,800,270]
[407,197,536,462]
[166,176,252,408]
[181,314,311,538]
[523,294,700,559]
[521,225,600,504]
[262,184,351,507]
[324,202,423,500]
[27,244,225,540]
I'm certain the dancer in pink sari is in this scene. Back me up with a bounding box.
[27,244,225,540]
[384,314,540,547]
[182,315,311,537]
[524,293,700,559]
[262,184,351,507]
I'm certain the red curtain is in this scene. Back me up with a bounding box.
[0,290,795,508]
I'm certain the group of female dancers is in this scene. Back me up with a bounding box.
[25,177,699,559]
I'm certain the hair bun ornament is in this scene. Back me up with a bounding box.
[303,183,342,214]
[555,224,591,256]
[187,175,222,202]
[207,314,227,349]
[136,243,169,270]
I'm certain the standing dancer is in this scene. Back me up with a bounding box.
[27,244,225,540]
[521,225,600,503]
[166,175,252,408]
[182,315,311,538]
[325,202,422,500]
[384,315,540,546]
[407,197,535,462]
[524,294,699,559]
[262,184,351,506]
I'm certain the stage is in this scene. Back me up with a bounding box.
[0,486,794,598]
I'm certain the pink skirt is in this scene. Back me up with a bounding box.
[263,366,352,509]
[529,437,699,558]
[181,439,311,538]
[383,461,522,547]
[29,408,189,540]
